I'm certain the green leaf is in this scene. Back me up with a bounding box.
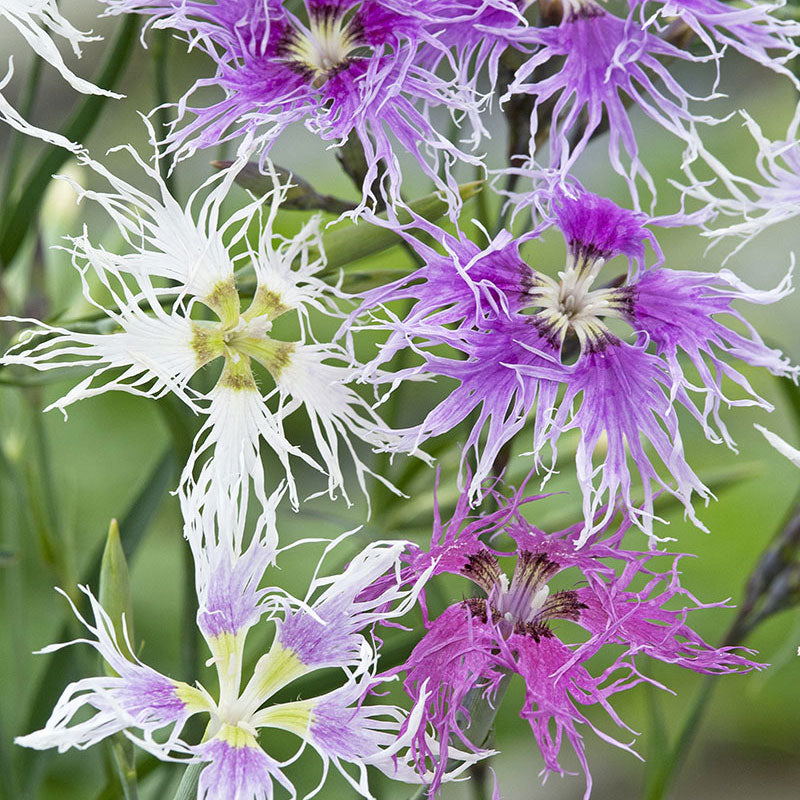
[19,449,176,798]
[0,16,139,269]
[171,764,203,800]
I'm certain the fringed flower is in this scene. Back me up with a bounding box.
[0,103,405,517]
[683,109,800,254]
[504,0,715,204]
[355,186,797,543]
[17,516,446,799]
[394,486,763,797]
[101,0,483,214]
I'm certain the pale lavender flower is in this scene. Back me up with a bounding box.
[355,186,797,543]
[0,102,405,518]
[393,487,763,797]
[16,504,442,799]
[101,0,483,213]
[1,2,120,96]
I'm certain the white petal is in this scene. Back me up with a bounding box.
[1,309,201,413]
[755,424,800,468]
[0,8,120,96]
[275,344,404,506]
[181,380,321,517]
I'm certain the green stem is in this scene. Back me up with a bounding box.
[642,676,717,800]
[171,763,203,800]
[109,737,139,800]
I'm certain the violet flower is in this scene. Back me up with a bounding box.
[101,0,483,213]
[355,186,797,543]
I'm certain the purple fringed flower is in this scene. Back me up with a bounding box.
[490,0,799,204]
[505,2,714,202]
[16,505,454,799]
[394,487,763,797]
[102,0,482,212]
[355,186,797,543]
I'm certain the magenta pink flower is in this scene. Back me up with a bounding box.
[394,486,763,797]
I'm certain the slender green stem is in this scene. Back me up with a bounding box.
[642,676,717,800]
[171,763,203,800]
[93,756,159,800]
[108,737,139,800]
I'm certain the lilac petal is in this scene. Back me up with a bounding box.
[398,317,564,501]
[507,10,711,202]
[196,727,295,800]
[648,0,800,79]
[15,587,204,755]
[507,634,638,799]
[553,186,656,272]
[576,567,763,675]
[630,267,798,447]
[533,340,711,544]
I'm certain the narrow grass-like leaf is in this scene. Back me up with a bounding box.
[320,181,483,274]
[0,16,139,268]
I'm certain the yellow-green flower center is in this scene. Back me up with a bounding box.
[191,278,297,390]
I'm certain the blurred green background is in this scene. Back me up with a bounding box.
[1,3,799,799]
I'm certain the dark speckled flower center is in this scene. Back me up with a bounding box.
[462,550,586,641]
[526,249,632,354]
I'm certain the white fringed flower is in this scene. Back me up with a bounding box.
[1,4,119,96]
[0,99,405,518]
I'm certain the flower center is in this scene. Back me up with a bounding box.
[561,0,606,22]
[190,278,297,390]
[526,252,631,354]
[279,5,366,86]
[462,550,586,640]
